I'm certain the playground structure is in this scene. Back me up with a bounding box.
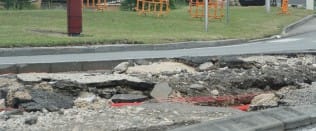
[188,0,225,19]
[82,0,107,11]
[135,0,170,16]
[82,0,121,11]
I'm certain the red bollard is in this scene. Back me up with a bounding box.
[67,0,82,36]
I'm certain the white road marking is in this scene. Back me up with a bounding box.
[269,38,301,43]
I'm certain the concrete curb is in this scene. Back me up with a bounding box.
[0,60,124,75]
[0,58,163,75]
[169,105,316,131]
[0,39,246,57]
[281,14,316,36]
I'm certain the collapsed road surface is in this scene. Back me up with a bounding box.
[0,54,315,131]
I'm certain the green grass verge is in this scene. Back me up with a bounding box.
[0,6,313,47]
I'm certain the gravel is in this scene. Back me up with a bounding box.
[0,103,241,131]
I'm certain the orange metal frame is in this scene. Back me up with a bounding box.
[188,0,224,19]
[82,0,107,11]
[135,0,170,16]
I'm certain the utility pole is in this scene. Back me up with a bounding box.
[205,0,208,32]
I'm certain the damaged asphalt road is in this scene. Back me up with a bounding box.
[0,54,315,131]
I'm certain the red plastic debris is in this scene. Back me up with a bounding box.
[186,96,216,103]
[111,102,143,107]
[232,104,250,111]
[153,97,186,103]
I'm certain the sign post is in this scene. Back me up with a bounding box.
[205,0,208,32]
[226,0,230,24]
[67,0,82,36]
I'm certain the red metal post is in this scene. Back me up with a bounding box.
[67,0,82,36]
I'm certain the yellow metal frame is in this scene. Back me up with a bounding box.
[82,0,107,11]
[135,0,170,17]
[188,0,224,19]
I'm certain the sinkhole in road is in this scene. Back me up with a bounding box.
[0,53,315,113]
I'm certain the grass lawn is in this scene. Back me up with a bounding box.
[0,6,313,47]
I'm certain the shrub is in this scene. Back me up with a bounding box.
[120,0,187,11]
[0,0,33,9]
[120,0,137,11]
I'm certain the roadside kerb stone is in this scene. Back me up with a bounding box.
[0,39,245,57]
[170,112,284,131]
[291,104,316,123]
[170,105,316,131]
[18,63,51,73]
[0,61,124,75]
[50,62,82,73]
[81,60,124,71]
[260,107,311,130]
[0,58,163,75]
[0,64,17,74]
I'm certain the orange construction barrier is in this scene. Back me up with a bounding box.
[280,0,289,14]
[135,0,170,16]
[82,0,107,11]
[188,0,224,19]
